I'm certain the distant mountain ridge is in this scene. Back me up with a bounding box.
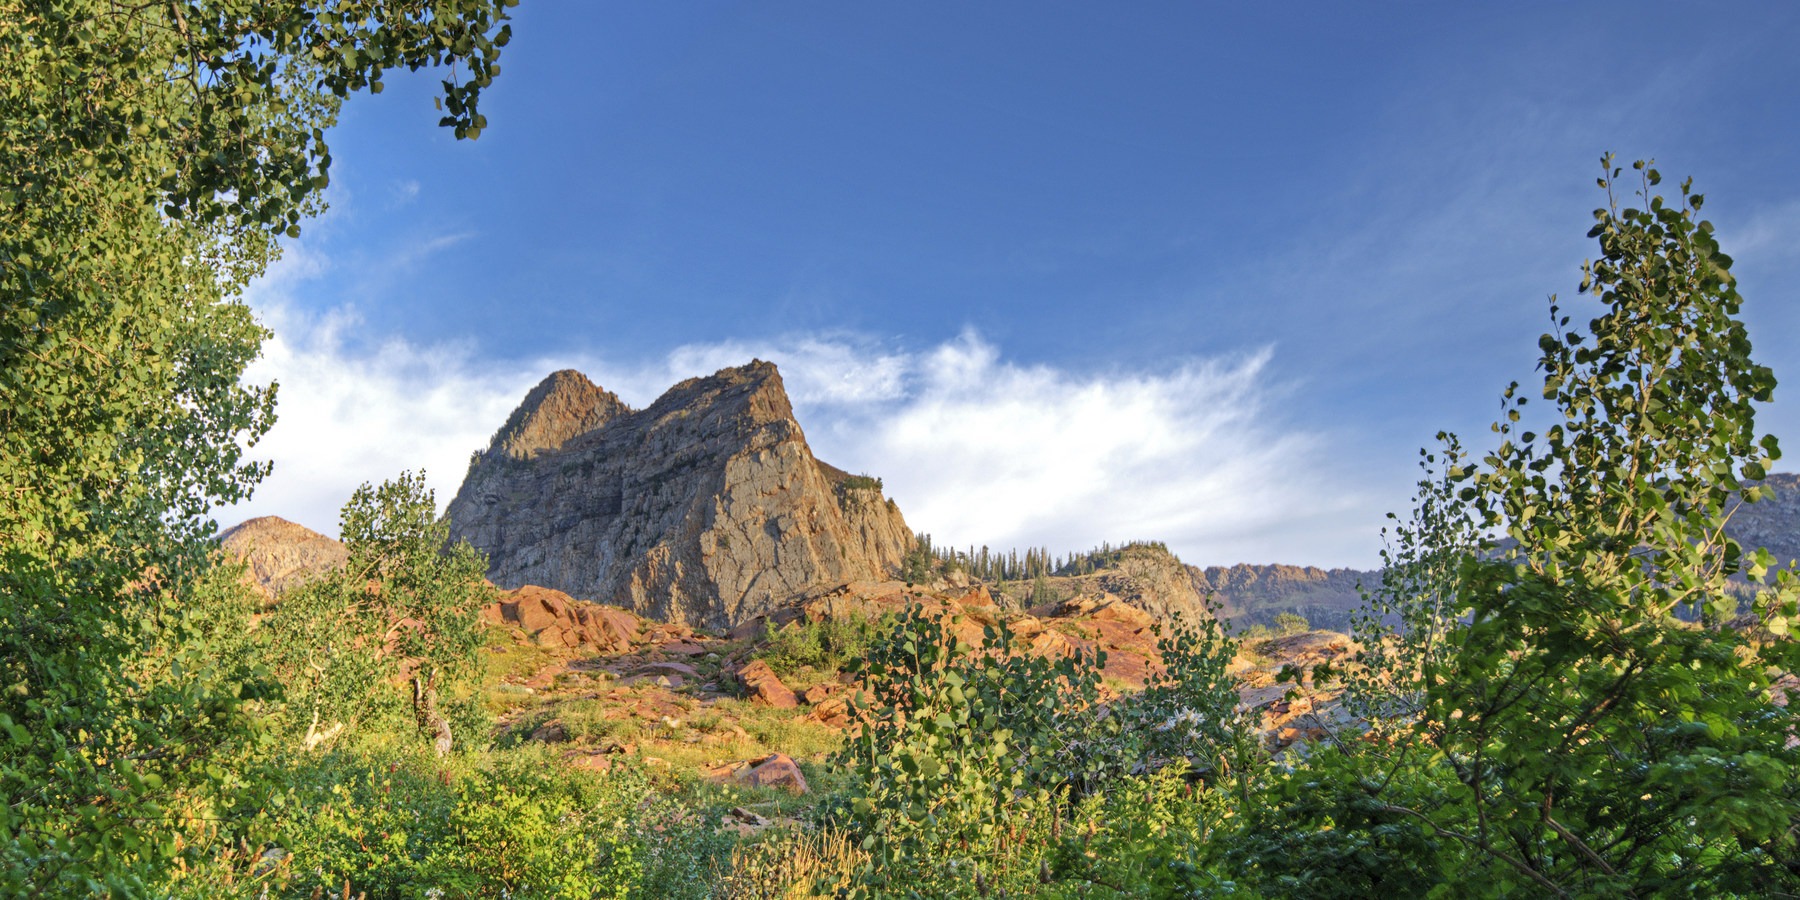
[1190,562,1371,632]
[444,362,913,631]
[1195,473,1800,631]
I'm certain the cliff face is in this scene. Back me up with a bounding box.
[217,516,347,602]
[483,369,630,461]
[444,362,912,631]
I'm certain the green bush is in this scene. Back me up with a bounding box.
[263,473,493,753]
[1272,611,1308,636]
[197,744,737,900]
[822,596,1263,897]
[1045,766,1246,899]
[752,613,889,686]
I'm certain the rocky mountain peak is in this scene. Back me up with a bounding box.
[446,361,911,631]
[486,369,630,461]
[216,515,347,601]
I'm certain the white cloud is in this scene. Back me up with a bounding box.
[390,178,422,206]
[219,249,1377,566]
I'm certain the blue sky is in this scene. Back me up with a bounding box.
[222,2,1800,569]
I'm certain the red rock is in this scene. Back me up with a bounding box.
[640,661,700,679]
[743,753,810,794]
[728,617,768,642]
[808,694,855,728]
[802,684,842,705]
[513,591,564,633]
[1029,630,1073,656]
[592,606,644,649]
[702,760,749,783]
[1088,598,1155,629]
[736,660,798,708]
[571,753,613,773]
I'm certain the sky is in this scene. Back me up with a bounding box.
[219,2,1800,569]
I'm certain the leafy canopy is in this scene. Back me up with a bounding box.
[0,1,513,893]
[1328,156,1800,898]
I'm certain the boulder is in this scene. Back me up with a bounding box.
[743,752,810,794]
[639,661,700,680]
[736,660,799,709]
[802,682,843,705]
[529,721,569,744]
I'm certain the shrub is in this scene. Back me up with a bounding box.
[1307,158,1800,897]
[210,744,743,900]
[263,473,493,754]
[752,613,889,687]
[1272,611,1309,636]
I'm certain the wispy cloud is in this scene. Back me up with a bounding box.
[390,178,422,207]
[219,249,1379,567]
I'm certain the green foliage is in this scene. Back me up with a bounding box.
[833,605,1254,896]
[1114,616,1257,789]
[265,472,493,751]
[1044,767,1245,899]
[1317,158,1800,897]
[1225,747,1450,898]
[1271,611,1309,636]
[0,1,512,891]
[270,746,648,899]
[901,534,1172,585]
[161,743,738,899]
[836,473,884,496]
[753,613,891,686]
[835,606,1106,895]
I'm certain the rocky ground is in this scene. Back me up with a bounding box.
[477,577,1364,820]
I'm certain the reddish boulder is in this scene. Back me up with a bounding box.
[736,660,798,709]
[803,682,843,705]
[743,752,810,794]
[808,693,855,728]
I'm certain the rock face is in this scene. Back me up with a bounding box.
[1083,543,1211,623]
[484,369,629,461]
[446,362,912,631]
[216,516,347,601]
[990,543,1214,625]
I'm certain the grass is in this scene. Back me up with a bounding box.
[482,624,559,681]
[716,826,867,899]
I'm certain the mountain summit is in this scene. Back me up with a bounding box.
[445,361,911,630]
[482,369,629,461]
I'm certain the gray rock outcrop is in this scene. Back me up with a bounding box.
[445,361,911,631]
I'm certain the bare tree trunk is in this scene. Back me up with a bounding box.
[412,669,453,756]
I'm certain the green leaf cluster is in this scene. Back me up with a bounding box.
[1300,157,1800,898]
